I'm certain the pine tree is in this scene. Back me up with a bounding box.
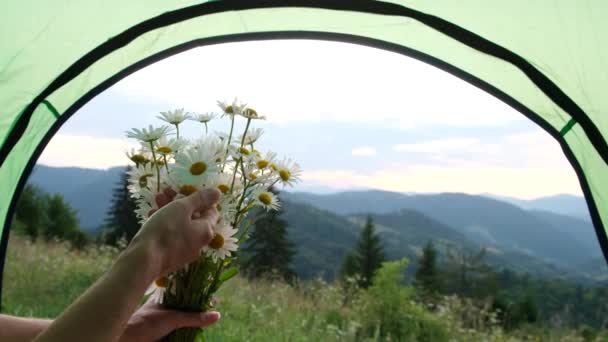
[44,193,80,241]
[342,215,385,288]
[414,240,441,299]
[14,184,47,241]
[339,252,359,279]
[103,167,140,246]
[241,205,296,283]
[442,246,500,299]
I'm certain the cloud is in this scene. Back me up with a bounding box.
[392,132,568,169]
[112,40,523,128]
[393,138,479,153]
[302,163,582,199]
[351,146,377,156]
[38,134,136,169]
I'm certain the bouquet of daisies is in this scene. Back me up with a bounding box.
[125,99,301,341]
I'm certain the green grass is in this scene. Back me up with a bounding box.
[3,234,607,341]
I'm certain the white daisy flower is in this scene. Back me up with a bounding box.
[239,107,266,120]
[135,198,157,224]
[127,164,157,195]
[242,163,272,185]
[254,151,277,170]
[125,148,149,166]
[155,136,187,155]
[126,125,171,143]
[252,189,280,211]
[203,222,239,263]
[145,276,171,304]
[166,173,204,198]
[191,112,217,123]
[238,127,264,145]
[217,98,246,117]
[229,145,255,162]
[192,135,226,162]
[215,195,239,223]
[172,147,218,186]
[274,158,302,187]
[205,173,235,195]
[157,108,191,125]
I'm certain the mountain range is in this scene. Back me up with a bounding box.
[23,164,607,282]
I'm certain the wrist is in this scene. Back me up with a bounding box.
[119,238,161,285]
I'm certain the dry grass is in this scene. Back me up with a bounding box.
[3,234,605,341]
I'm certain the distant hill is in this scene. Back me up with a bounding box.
[28,164,126,230]
[283,202,593,281]
[283,191,601,267]
[25,165,606,281]
[488,194,591,222]
[530,210,600,253]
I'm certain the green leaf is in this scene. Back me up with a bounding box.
[219,267,238,283]
[195,329,206,342]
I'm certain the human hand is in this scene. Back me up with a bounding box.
[120,300,220,342]
[128,188,221,277]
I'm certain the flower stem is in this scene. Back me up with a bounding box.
[149,142,161,192]
[229,157,242,192]
[222,116,235,172]
[240,118,252,147]
[163,155,170,174]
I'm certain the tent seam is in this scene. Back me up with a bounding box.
[42,100,61,119]
[560,118,577,137]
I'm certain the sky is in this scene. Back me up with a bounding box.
[37,40,582,199]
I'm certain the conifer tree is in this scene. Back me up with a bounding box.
[14,184,47,241]
[103,167,140,246]
[342,215,385,288]
[241,204,296,282]
[44,193,80,241]
[414,240,441,299]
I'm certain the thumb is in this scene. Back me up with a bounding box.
[180,188,220,213]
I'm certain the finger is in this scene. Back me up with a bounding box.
[180,188,220,214]
[163,187,177,200]
[156,310,221,334]
[190,214,216,246]
[155,192,170,208]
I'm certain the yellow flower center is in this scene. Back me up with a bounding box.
[224,105,234,114]
[130,154,147,164]
[256,160,269,169]
[155,276,168,288]
[248,172,257,180]
[190,161,208,175]
[258,192,272,205]
[179,185,197,196]
[217,184,230,194]
[270,163,278,171]
[157,146,172,154]
[239,147,250,155]
[279,169,291,182]
[138,174,153,188]
[244,108,258,117]
[209,233,225,250]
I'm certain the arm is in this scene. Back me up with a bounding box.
[32,189,221,342]
[0,315,51,341]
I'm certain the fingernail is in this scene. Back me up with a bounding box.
[201,311,221,322]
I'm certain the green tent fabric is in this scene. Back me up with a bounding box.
[1,1,607,306]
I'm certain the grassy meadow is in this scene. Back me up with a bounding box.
[3,233,607,341]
